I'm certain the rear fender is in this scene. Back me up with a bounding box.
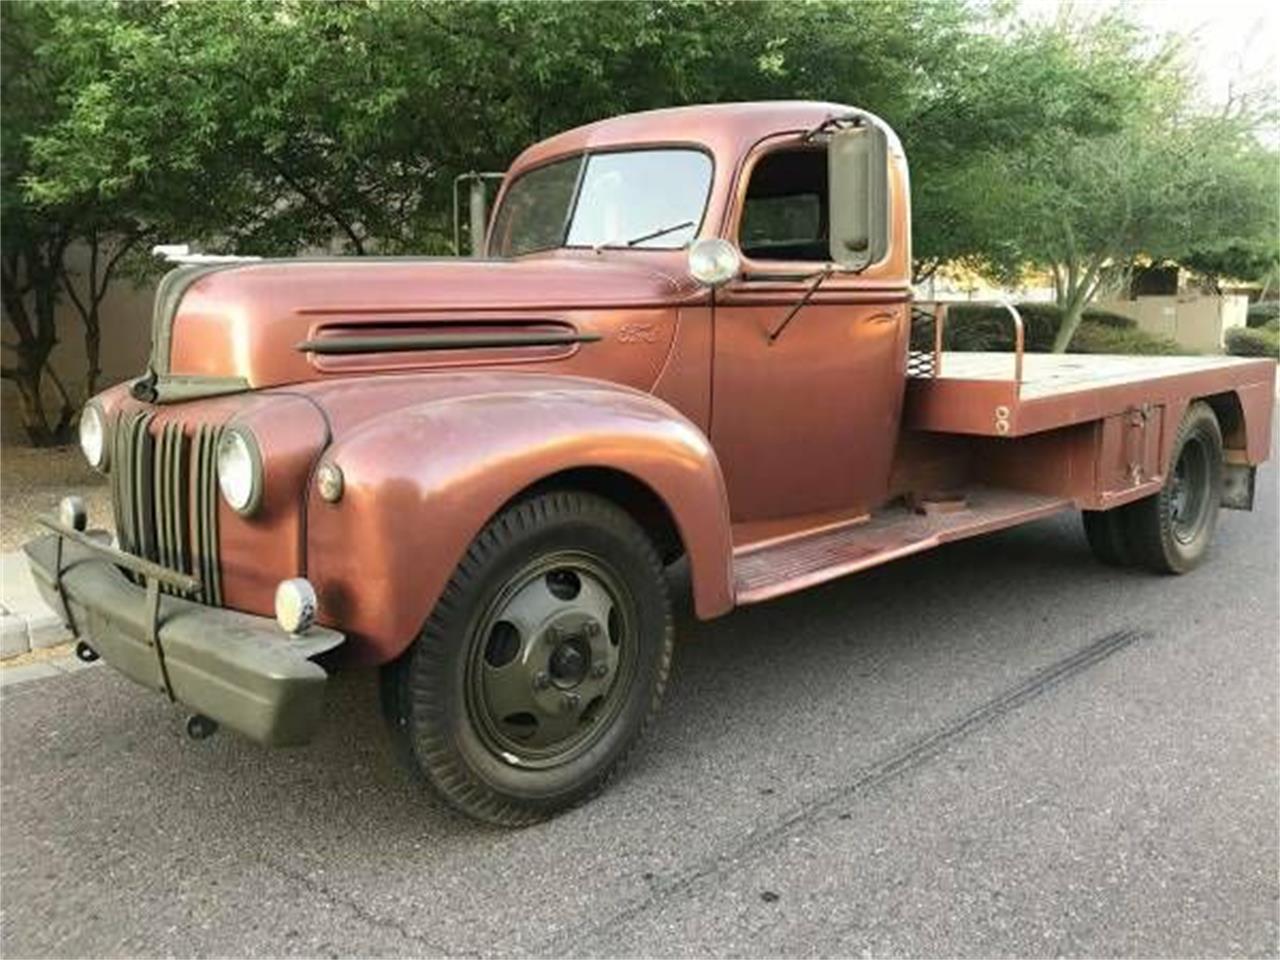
[305,383,734,663]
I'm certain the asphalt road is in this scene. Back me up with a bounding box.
[3,443,1277,958]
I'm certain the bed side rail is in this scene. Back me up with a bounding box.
[909,300,1026,392]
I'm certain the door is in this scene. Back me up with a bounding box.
[709,141,909,523]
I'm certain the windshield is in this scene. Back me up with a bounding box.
[491,148,712,257]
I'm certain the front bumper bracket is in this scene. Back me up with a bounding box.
[26,521,344,746]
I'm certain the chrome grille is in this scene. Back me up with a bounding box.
[110,412,223,604]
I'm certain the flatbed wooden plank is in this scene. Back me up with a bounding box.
[905,352,1275,438]
[931,352,1254,401]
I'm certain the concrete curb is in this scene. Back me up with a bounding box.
[1,550,70,660]
[0,653,98,690]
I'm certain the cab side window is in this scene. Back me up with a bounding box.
[739,148,828,262]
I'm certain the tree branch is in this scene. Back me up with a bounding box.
[264,154,367,254]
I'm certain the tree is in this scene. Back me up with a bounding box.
[1,1,178,442]
[1,1,79,444]
[948,13,1279,351]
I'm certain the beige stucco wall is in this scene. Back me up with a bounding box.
[1096,294,1247,353]
[1,244,156,444]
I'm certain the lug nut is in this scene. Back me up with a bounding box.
[562,692,580,712]
[592,663,608,678]
[544,627,562,646]
[533,671,550,690]
[583,621,601,638]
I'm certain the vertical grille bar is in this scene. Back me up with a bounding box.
[155,422,173,576]
[110,413,132,553]
[131,413,157,563]
[172,426,190,584]
[152,422,192,596]
[106,412,220,605]
[191,423,224,607]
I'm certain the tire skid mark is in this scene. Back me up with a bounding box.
[541,628,1148,956]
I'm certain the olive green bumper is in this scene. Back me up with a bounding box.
[23,532,344,746]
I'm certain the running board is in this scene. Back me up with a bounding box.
[732,487,1071,605]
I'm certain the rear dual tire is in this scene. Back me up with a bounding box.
[1082,402,1223,574]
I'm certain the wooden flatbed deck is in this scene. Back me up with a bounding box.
[905,352,1274,438]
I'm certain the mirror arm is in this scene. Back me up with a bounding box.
[766,265,835,345]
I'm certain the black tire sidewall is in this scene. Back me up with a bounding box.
[404,493,672,816]
[1147,403,1224,572]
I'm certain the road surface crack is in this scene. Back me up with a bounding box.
[257,854,456,956]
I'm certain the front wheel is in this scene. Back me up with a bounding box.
[1124,401,1224,574]
[381,490,674,826]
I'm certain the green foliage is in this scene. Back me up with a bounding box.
[17,0,977,258]
[1181,241,1280,289]
[947,13,1279,350]
[915,302,1138,351]
[4,0,1278,441]
[1225,326,1280,358]
[1246,301,1280,328]
[1068,323,1183,356]
[912,301,1183,355]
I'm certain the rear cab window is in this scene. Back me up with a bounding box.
[739,148,829,262]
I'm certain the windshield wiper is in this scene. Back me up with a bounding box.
[594,220,695,252]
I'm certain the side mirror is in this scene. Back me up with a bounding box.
[828,123,890,271]
[688,238,741,287]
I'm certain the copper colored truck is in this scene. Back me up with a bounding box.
[26,102,1275,824]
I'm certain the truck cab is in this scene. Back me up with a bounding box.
[26,102,1275,825]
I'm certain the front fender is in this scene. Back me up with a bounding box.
[305,378,733,663]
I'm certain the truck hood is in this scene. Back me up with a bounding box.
[149,255,693,396]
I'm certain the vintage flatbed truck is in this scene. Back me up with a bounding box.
[25,101,1275,825]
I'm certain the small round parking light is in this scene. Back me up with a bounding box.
[275,578,318,635]
[316,461,344,503]
[687,238,741,288]
[58,495,88,532]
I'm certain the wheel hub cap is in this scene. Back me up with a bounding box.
[1169,437,1210,544]
[469,557,629,764]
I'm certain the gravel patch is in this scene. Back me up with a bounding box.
[0,445,112,551]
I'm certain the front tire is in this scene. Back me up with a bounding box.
[381,490,674,826]
[1124,401,1224,574]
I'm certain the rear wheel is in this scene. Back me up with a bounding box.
[1082,508,1132,566]
[1124,402,1223,574]
[381,490,673,826]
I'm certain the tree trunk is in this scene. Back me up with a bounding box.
[10,366,55,446]
[1052,297,1086,353]
[1,240,75,445]
[83,303,101,400]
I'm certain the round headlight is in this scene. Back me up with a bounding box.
[79,404,107,470]
[216,428,262,515]
[688,238,741,288]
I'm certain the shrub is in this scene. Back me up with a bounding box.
[1225,325,1280,358]
[1081,306,1138,329]
[1068,322,1184,355]
[1246,301,1280,328]
[910,301,1137,353]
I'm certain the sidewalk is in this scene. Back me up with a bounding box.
[0,549,69,660]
